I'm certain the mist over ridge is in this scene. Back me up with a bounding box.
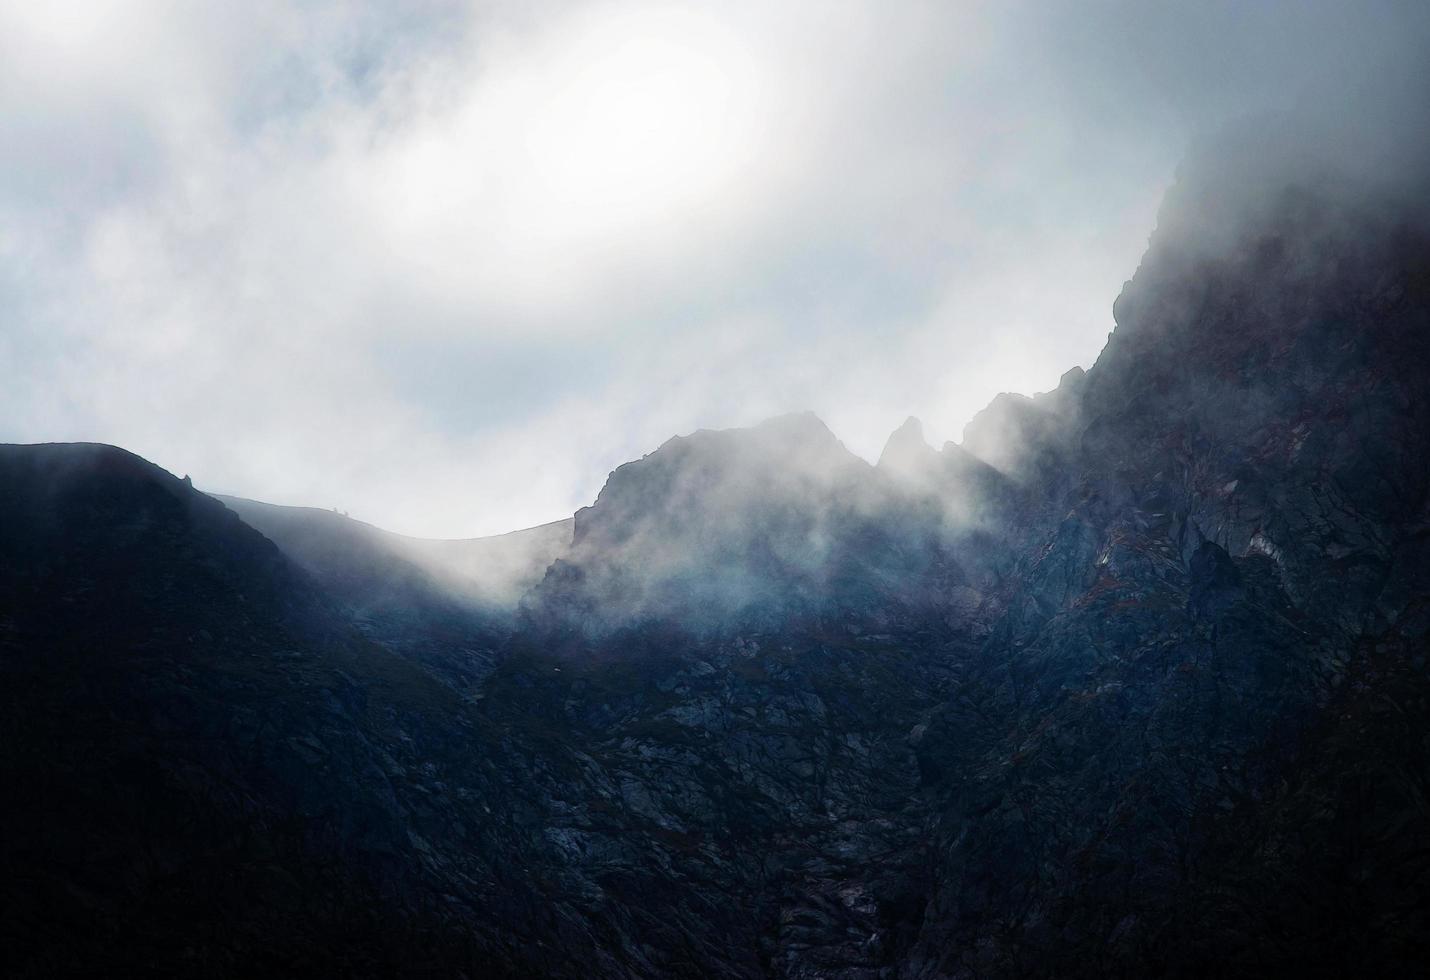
[6,3,1430,976]
[8,125,1430,970]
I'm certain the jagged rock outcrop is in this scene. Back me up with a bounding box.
[905,170,1430,976]
[958,366,1086,482]
[524,412,971,639]
[877,417,940,477]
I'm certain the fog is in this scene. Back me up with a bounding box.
[2,1,1427,537]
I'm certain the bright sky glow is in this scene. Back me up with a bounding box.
[3,1,1425,536]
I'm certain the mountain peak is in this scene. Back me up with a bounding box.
[752,409,834,436]
[525,413,957,635]
[890,415,925,442]
[877,416,937,478]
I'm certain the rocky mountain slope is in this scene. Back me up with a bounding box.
[523,412,983,640]
[4,142,1429,977]
[209,494,570,687]
[0,445,493,973]
[906,177,1430,976]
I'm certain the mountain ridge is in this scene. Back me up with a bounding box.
[4,141,1430,976]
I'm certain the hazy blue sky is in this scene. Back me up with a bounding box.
[3,1,1427,536]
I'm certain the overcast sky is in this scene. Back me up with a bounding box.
[3,1,1427,536]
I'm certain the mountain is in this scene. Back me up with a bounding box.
[209,494,570,687]
[523,412,975,639]
[5,136,1430,977]
[0,445,500,974]
[906,174,1430,975]
[211,494,571,615]
[398,518,573,606]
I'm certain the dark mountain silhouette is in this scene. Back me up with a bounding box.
[0,445,504,973]
[208,494,570,688]
[4,134,1430,977]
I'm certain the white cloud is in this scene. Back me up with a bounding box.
[3,0,1422,536]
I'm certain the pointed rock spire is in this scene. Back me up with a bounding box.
[877,416,939,478]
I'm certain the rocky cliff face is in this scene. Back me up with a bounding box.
[903,175,1430,977]
[4,151,1429,977]
[523,412,974,640]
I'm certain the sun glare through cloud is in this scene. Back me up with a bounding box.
[6,1,1425,537]
[375,3,774,317]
